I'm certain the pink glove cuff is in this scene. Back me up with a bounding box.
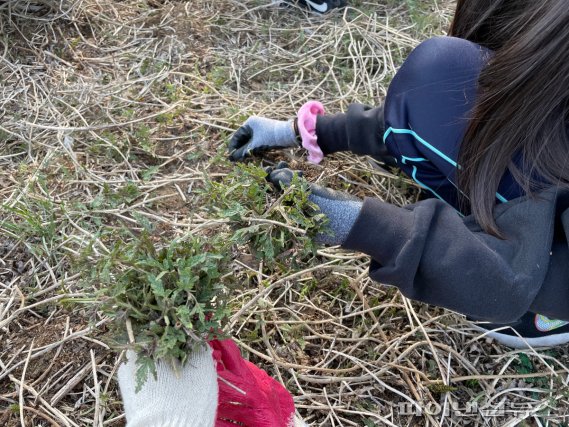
[297,101,325,164]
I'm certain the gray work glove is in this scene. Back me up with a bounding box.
[229,117,299,161]
[266,162,362,246]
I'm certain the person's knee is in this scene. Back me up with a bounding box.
[390,36,490,99]
[384,36,490,153]
[411,36,488,74]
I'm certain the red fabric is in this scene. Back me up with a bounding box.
[210,339,295,427]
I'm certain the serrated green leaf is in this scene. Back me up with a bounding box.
[142,166,160,181]
[148,271,168,298]
[135,355,157,393]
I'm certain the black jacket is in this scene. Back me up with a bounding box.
[341,188,569,323]
[312,37,569,323]
[315,101,569,322]
[315,105,569,322]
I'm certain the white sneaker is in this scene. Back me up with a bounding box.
[472,312,569,348]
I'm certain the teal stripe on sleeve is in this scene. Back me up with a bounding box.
[384,127,508,203]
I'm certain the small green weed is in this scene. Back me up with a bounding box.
[514,354,548,388]
[80,232,233,392]
[428,382,458,394]
[203,161,327,271]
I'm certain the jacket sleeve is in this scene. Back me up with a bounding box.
[341,192,559,323]
[315,104,390,159]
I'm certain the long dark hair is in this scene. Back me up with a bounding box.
[450,0,569,236]
[449,0,530,50]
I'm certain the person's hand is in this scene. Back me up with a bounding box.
[117,347,218,427]
[211,339,305,427]
[266,162,362,246]
[228,116,299,161]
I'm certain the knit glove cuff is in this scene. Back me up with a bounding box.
[265,164,362,246]
[118,347,218,427]
[309,185,362,246]
[211,339,297,427]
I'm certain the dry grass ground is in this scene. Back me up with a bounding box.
[1,0,569,426]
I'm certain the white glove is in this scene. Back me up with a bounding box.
[117,347,218,427]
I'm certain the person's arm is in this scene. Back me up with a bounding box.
[315,103,386,157]
[228,102,395,165]
[299,102,395,165]
[341,192,558,323]
[266,165,563,324]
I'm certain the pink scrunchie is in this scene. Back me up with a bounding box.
[297,101,325,164]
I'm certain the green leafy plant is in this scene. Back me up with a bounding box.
[203,162,327,271]
[76,162,325,391]
[84,233,232,391]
